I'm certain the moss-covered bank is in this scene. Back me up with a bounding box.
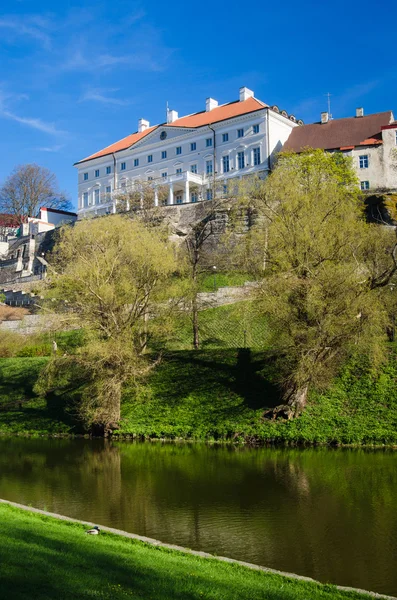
[1,348,397,445]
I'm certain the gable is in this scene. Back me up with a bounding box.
[132,126,197,149]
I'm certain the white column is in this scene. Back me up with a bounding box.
[169,184,174,205]
[154,188,159,207]
[185,180,190,204]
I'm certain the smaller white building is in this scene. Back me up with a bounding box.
[75,87,303,218]
[283,108,397,192]
[24,207,78,235]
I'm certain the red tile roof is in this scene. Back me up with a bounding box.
[168,97,267,128]
[283,111,393,152]
[76,97,267,164]
[78,126,158,163]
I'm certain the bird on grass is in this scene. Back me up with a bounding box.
[86,526,100,535]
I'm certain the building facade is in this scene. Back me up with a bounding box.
[283,109,397,192]
[75,87,302,218]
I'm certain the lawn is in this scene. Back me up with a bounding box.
[0,502,382,600]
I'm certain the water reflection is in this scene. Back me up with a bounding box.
[0,439,396,596]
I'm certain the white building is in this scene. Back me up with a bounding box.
[283,108,397,192]
[75,87,302,217]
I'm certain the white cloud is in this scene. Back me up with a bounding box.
[1,109,66,135]
[61,49,164,73]
[80,88,131,106]
[0,15,52,49]
[35,144,64,152]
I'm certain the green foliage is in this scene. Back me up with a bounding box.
[40,215,179,430]
[2,348,397,443]
[0,503,372,600]
[233,149,395,416]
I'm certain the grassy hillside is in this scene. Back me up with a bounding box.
[0,502,375,600]
[1,349,397,444]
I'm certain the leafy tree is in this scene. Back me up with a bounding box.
[37,215,177,434]
[239,150,397,418]
[0,164,71,219]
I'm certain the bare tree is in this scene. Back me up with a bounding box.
[0,164,71,219]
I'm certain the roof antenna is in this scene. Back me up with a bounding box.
[325,92,333,120]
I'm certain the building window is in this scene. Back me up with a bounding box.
[237,128,244,138]
[253,147,261,166]
[176,168,182,174]
[359,155,369,169]
[253,124,259,134]
[106,166,111,174]
[148,176,153,181]
[206,189,213,201]
[83,172,88,181]
[206,138,212,147]
[395,131,397,145]
[134,158,139,167]
[94,189,100,205]
[360,181,370,190]
[190,142,196,151]
[106,186,111,194]
[176,194,183,205]
[162,172,167,178]
[176,146,182,155]
[191,192,198,203]
[191,164,197,174]
[237,151,245,170]
[95,169,100,178]
[148,155,153,163]
[120,180,126,188]
[206,160,213,175]
[161,151,167,159]
[83,192,88,207]
[222,133,229,143]
[222,155,230,173]
[121,162,126,171]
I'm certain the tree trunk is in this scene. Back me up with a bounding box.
[192,252,200,350]
[264,383,309,420]
[192,293,199,349]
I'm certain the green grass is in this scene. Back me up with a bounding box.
[0,502,380,600]
[198,271,255,292]
[2,348,397,444]
[0,357,74,435]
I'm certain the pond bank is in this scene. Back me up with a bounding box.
[2,351,397,445]
[0,499,394,600]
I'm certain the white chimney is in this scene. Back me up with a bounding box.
[206,97,218,112]
[167,109,179,123]
[356,107,364,118]
[239,87,254,102]
[138,118,150,132]
[321,112,329,124]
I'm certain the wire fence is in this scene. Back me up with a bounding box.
[167,302,270,350]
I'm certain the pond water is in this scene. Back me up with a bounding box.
[0,438,396,596]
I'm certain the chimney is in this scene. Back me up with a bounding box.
[138,118,150,132]
[206,98,218,112]
[356,107,364,118]
[321,112,329,124]
[167,109,179,123]
[239,87,254,102]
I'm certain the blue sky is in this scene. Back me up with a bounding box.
[1,0,396,209]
